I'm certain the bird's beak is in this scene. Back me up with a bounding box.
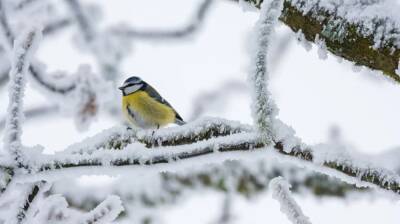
[118,86,124,90]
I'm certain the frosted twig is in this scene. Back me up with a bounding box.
[112,0,213,40]
[63,0,94,42]
[0,0,76,94]
[3,27,41,168]
[216,173,235,224]
[77,195,124,224]
[248,0,283,145]
[0,0,14,51]
[9,182,45,224]
[42,17,72,35]
[270,177,312,224]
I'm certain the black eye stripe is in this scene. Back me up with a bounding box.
[125,82,141,87]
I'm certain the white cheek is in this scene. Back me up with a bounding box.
[124,85,141,94]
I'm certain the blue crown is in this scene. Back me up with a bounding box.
[124,76,142,85]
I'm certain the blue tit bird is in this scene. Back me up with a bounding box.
[118,76,185,129]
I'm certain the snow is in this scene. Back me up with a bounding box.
[270,177,312,224]
[288,0,400,48]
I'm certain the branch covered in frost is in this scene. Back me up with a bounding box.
[16,118,400,196]
[76,195,124,224]
[270,177,312,224]
[9,182,45,224]
[63,117,253,155]
[248,0,283,144]
[42,17,73,36]
[51,160,356,219]
[64,0,95,42]
[112,0,213,40]
[235,0,400,82]
[215,174,235,224]
[137,117,254,147]
[17,185,124,223]
[3,28,41,168]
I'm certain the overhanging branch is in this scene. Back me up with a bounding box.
[233,0,400,82]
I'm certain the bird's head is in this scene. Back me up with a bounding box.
[119,76,145,96]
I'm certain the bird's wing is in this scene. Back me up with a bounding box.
[145,84,185,124]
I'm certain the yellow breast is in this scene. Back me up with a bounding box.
[122,91,176,128]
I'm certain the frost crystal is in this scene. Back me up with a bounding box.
[315,35,328,60]
[270,177,312,224]
[352,64,363,73]
[295,30,312,51]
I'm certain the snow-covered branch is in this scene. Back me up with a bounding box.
[9,117,397,197]
[41,17,72,36]
[64,0,95,43]
[49,159,356,219]
[236,0,400,83]
[76,195,124,224]
[3,27,41,168]
[270,177,312,224]
[248,0,283,144]
[23,187,123,223]
[9,181,45,224]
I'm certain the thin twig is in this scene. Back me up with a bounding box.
[112,0,213,40]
